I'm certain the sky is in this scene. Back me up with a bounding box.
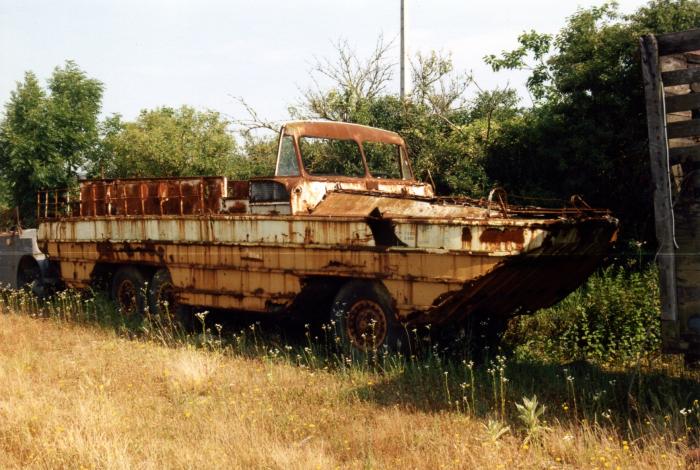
[1,0,651,132]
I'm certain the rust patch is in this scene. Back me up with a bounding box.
[226,201,247,213]
[96,241,115,260]
[479,227,525,244]
[462,227,472,243]
[227,180,250,199]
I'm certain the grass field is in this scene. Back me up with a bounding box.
[1,289,699,469]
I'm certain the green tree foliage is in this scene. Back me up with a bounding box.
[0,179,10,212]
[98,106,240,178]
[0,62,103,219]
[233,135,276,180]
[483,0,700,241]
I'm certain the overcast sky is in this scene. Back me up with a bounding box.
[1,0,650,130]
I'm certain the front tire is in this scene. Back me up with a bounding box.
[331,280,405,354]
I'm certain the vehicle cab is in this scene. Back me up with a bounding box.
[243,121,434,215]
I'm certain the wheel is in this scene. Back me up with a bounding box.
[110,266,146,319]
[147,268,193,330]
[331,280,405,354]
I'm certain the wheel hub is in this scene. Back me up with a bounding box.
[345,299,388,351]
[155,281,177,318]
[117,280,138,316]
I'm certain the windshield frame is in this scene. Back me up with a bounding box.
[274,122,415,181]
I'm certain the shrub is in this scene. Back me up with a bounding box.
[506,265,661,364]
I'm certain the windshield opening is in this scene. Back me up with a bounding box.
[298,137,366,177]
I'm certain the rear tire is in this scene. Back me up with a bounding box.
[331,280,405,355]
[111,266,146,320]
[147,268,193,330]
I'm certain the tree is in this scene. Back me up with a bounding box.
[279,40,510,197]
[232,135,276,180]
[483,0,700,242]
[99,106,240,179]
[292,37,395,122]
[0,62,103,221]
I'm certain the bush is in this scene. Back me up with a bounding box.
[506,265,661,364]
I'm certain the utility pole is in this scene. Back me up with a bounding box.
[400,0,406,99]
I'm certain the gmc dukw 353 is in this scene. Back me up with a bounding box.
[36,121,618,352]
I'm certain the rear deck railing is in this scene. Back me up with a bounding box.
[37,177,227,220]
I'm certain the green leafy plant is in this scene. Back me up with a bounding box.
[482,419,511,443]
[515,395,549,444]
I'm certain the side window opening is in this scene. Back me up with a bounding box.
[276,135,300,176]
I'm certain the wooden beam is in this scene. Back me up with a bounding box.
[640,34,679,323]
[669,144,700,165]
[658,28,700,55]
[662,67,700,87]
[667,119,700,139]
[665,92,700,113]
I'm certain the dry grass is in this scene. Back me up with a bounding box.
[0,312,692,469]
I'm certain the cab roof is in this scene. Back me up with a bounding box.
[282,120,405,146]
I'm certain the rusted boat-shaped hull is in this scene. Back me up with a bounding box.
[36,121,619,351]
[38,211,617,326]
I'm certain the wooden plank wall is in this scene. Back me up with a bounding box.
[641,28,700,354]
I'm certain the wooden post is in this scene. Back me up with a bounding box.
[640,34,679,325]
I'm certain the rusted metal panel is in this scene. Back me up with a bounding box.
[39,214,616,321]
[61,177,227,219]
[39,213,588,255]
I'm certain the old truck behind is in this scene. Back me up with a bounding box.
[0,209,50,295]
[37,121,618,352]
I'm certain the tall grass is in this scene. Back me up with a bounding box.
[1,269,699,467]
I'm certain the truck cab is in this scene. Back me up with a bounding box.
[237,121,434,215]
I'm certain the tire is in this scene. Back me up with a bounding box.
[111,266,146,319]
[147,268,193,330]
[331,280,405,354]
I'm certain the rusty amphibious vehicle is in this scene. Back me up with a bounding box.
[37,121,618,352]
